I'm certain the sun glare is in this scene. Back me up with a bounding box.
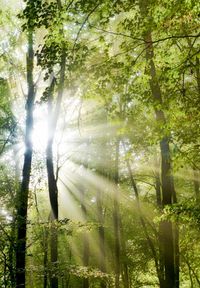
[32,105,48,152]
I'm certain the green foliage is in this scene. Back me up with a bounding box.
[19,0,58,30]
[0,78,16,153]
[0,0,200,287]
[162,200,200,226]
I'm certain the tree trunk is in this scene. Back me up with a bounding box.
[46,78,58,288]
[194,169,200,202]
[120,221,129,288]
[8,220,16,288]
[45,15,66,284]
[154,158,162,208]
[81,185,90,288]
[43,227,49,288]
[141,23,179,288]
[113,140,120,288]
[15,30,35,288]
[50,219,58,288]
[123,141,164,287]
[96,188,106,288]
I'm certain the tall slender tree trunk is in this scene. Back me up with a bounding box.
[154,157,165,284]
[140,19,178,288]
[81,189,90,288]
[113,139,129,288]
[46,77,58,288]
[10,147,20,287]
[146,37,179,288]
[159,138,176,288]
[9,220,16,288]
[15,30,35,288]
[46,16,66,284]
[113,140,120,288]
[123,141,164,287]
[43,227,48,288]
[120,221,129,288]
[121,262,129,288]
[96,188,106,288]
[81,166,90,288]
[45,7,66,288]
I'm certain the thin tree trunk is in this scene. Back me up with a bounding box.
[138,7,179,283]
[154,158,162,208]
[193,169,200,202]
[196,57,200,94]
[113,140,120,288]
[43,227,49,288]
[159,139,176,288]
[137,2,179,286]
[81,186,90,288]
[174,222,179,288]
[46,12,66,283]
[121,262,129,288]
[8,220,16,288]
[96,188,106,288]
[49,219,58,288]
[122,141,164,287]
[120,221,129,288]
[15,29,35,288]
[46,76,58,288]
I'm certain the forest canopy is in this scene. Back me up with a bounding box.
[0,0,200,287]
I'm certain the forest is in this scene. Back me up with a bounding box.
[0,0,199,287]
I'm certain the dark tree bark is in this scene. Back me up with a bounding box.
[145,36,179,288]
[154,158,162,208]
[15,30,35,288]
[8,220,16,288]
[139,14,179,287]
[46,15,66,285]
[46,77,58,288]
[121,261,129,288]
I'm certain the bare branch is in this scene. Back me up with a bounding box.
[72,3,101,57]
[88,23,200,44]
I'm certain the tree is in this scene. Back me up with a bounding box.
[15,28,35,288]
[0,0,200,287]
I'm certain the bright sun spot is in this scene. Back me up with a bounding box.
[32,105,48,152]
